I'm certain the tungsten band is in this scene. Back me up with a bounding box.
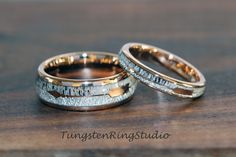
[119,43,206,98]
[36,52,137,111]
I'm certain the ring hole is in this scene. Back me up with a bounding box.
[129,45,200,82]
[44,53,123,79]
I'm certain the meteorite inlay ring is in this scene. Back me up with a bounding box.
[119,43,206,98]
[36,52,138,111]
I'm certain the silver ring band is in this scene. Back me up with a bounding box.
[36,52,137,111]
[119,43,206,98]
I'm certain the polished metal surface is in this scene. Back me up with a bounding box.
[36,52,137,111]
[119,43,206,98]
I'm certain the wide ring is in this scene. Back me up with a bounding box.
[119,43,206,98]
[35,51,137,111]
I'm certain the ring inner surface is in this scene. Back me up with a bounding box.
[129,45,200,82]
[44,53,123,79]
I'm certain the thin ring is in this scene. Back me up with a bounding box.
[119,43,206,98]
[36,51,137,111]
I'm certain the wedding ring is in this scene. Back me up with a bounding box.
[36,52,137,111]
[119,43,206,98]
